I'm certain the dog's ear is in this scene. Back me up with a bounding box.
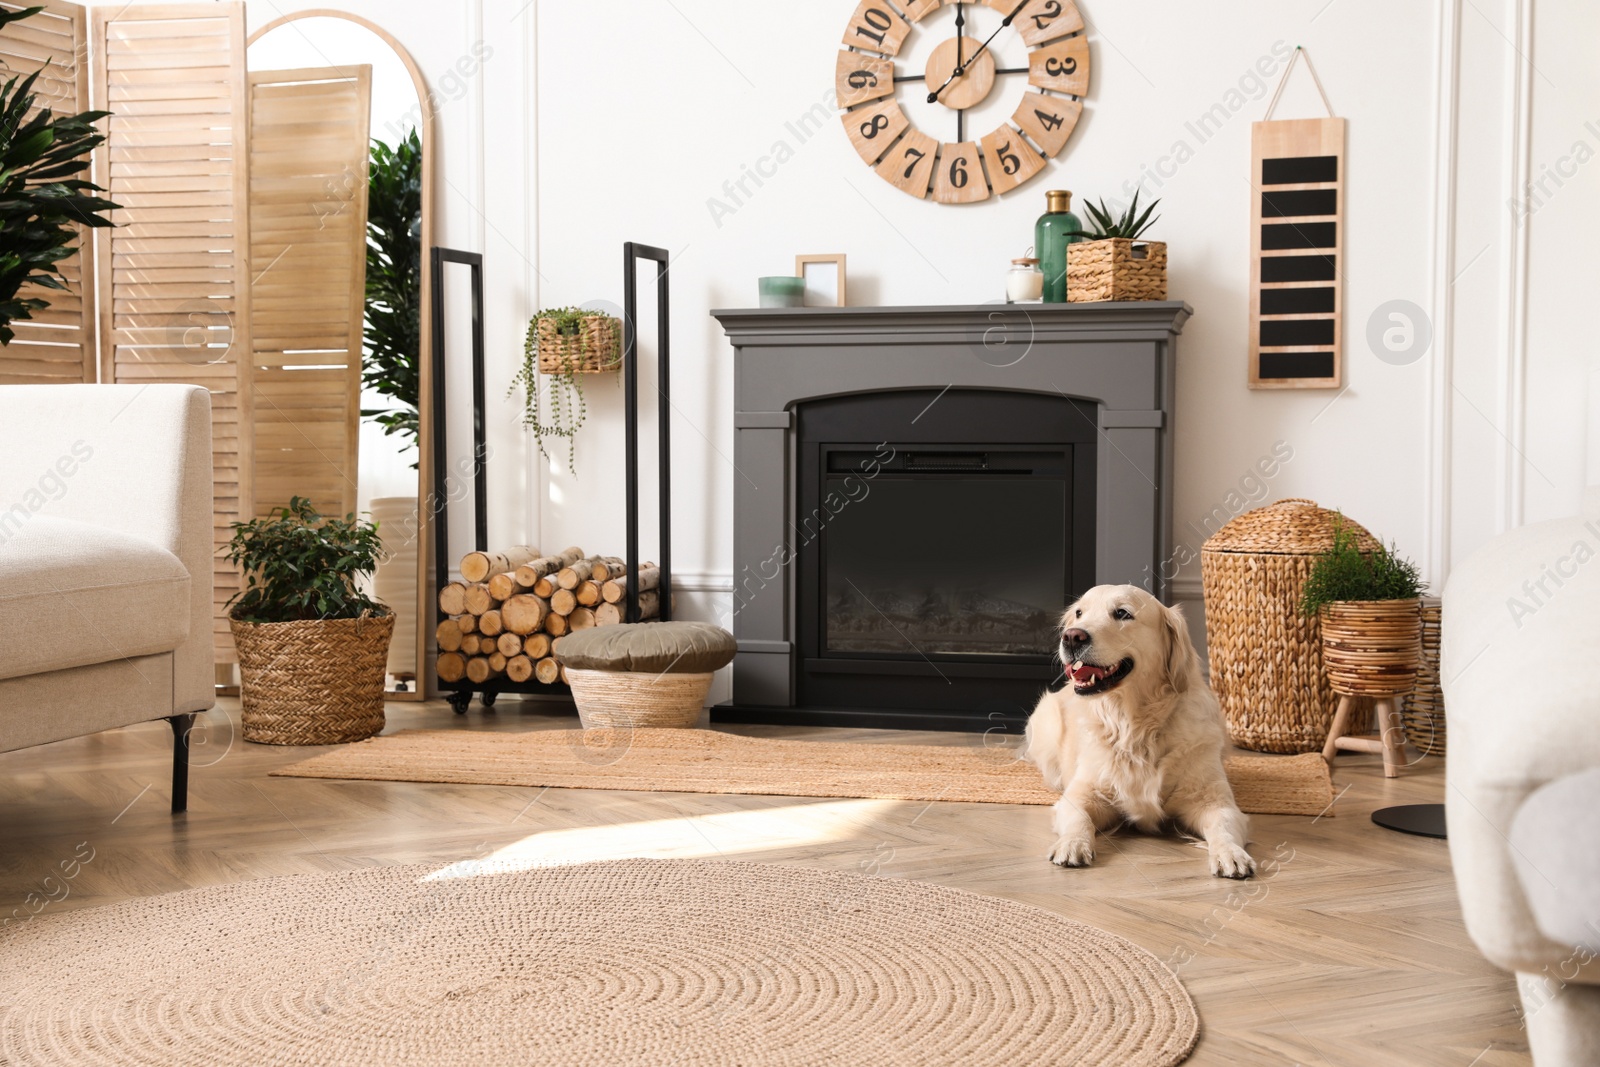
[1161,602,1199,694]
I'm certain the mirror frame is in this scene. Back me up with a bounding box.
[247,10,436,701]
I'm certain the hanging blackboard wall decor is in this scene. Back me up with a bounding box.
[1249,48,1345,390]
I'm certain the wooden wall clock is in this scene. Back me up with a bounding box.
[837,0,1089,204]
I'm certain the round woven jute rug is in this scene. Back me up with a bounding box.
[0,858,1199,1066]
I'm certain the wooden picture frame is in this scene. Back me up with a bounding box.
[796,254,847,308]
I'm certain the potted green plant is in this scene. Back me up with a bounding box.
[1067,191,1166,303]
[362,130,421,463]
[509,306,621,474]
[225,497,393,745]
[1301,518,1425,703]
[0,7,120,344]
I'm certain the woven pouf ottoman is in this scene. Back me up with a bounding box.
[554,621,737,728]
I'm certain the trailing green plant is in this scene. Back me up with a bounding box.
[362,130,422,463]
[0,6,119,345]
[225,497,389,624]
[1082,190,1161,242]
[509,307,619,475]
[1300,517,1424,617]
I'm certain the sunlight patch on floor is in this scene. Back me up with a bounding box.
[423,797,907,880]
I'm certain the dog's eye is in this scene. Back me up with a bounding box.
[1075,608,1082,618]
[1113,607,1133,621]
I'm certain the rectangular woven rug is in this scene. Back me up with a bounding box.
[272,728,1336,817]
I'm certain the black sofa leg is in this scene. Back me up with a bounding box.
[168,713,195,813]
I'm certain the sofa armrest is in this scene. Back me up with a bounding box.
[1443,515,1600,980]
[0,384,215,713]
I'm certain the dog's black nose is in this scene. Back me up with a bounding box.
[1062,628,1090,650]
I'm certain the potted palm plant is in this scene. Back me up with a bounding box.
[225,497,393,745]
[0,7,120,344]
[1067,191,1166,303]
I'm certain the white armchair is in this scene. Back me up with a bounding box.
[1444,512,1600,1065]
[0,384,215,812]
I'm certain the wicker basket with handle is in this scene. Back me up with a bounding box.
[537,314,621,375]
[231,612,393,745]
[1201,499,1381,753]
[1067,238,1167,302]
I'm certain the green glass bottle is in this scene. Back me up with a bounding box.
[1035,189,1085,303]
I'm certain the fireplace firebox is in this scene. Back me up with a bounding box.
[711,302,1190,733]
[796,389,1097,716]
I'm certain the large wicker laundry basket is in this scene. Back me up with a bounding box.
[1201,499,1380,753]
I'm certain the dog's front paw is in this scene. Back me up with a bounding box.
[1049,835,1095,868]
[1209,843,1256,880]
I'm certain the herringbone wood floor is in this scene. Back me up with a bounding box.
[1,698,1528,1066]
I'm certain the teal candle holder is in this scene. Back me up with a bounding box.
[759,276,805,308]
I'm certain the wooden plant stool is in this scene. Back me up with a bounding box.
[1322,694,1409,777]
[1319,600,1423,779]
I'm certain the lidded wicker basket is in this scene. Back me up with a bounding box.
[1201,499,1380,753]
[536,314,621,374]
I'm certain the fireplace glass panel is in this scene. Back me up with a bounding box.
[823,475,1066,657]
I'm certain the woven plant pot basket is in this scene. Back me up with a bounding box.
[1066,238,1168,302]
[230,613,393,745]
[1403,596,1446,756]
[565,668,712,729]
[536,315,621,374]
[1321,600,1422,697]
[1201,499,1380,753]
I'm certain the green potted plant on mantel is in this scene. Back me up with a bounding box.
[1301,518,1425,774]
[1067,191,1166,303]
[510,306,622,474]
[0,6,120,344]
[225,497,393,746]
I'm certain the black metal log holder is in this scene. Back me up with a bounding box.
[622,241,672,624]
[428,243,672,715]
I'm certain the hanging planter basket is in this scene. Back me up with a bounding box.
[536,314,621,375]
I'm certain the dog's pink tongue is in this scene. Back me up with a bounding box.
[1071,663,1106,683]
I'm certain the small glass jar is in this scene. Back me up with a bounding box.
[1006,257,1043,304]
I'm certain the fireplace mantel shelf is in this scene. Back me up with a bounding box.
[711,301,1192,345]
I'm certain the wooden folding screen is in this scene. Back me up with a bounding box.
[0,0,95,385]
[246,65,371,519]
[91,2,251,661]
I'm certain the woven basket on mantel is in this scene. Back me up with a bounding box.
[1201,499,1380,753]
[1067,238,1167,302]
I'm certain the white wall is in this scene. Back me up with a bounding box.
[226,0,1596,648]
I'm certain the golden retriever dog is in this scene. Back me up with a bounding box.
[1023,584,1256,879]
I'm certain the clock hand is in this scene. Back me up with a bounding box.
[926,10,1016,104]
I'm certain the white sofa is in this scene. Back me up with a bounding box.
[1444,512,1600,1065]
[0,384,215,812]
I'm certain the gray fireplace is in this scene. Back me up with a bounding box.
[710,302,1191,731]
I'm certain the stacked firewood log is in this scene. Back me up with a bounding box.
[435,546,662,686]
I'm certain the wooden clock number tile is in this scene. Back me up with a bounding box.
[1014,0,1084,47]
[841,0,911,56]
[899,0,945,22]
[1012,92,1081,158]
[1028,35,1089,96]
[874,126,939,198]
[931,141,991,204]
[843,98,911,165]
[978,124,1045,196]
[836,51,894,108]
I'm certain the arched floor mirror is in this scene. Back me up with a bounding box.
[245,11,435,698]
